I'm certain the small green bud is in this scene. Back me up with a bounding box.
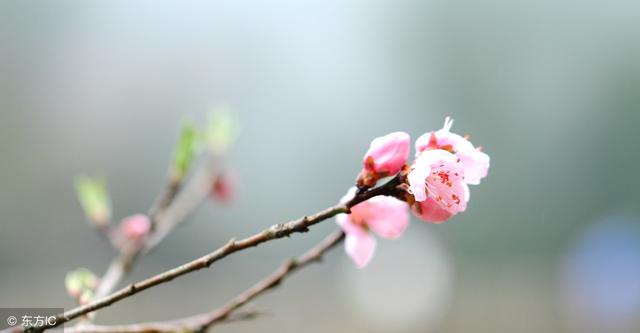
[65,268,98,300]
[74,175,111,227]
[172,120,200,181]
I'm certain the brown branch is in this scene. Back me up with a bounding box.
[26,176,402,333]
[58,310,259,333]
[56,230,345,333]
[198,229,346,330]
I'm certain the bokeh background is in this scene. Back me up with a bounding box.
[1,1,640,332]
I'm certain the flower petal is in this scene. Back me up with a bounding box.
[458,149,490,185]
[425,157,468,214]
[407,163,430,202]
[336,213,363,236]
[411,198,453,223]
[363,132,410,175]
[344,229,377,268]
[365,196,410,239]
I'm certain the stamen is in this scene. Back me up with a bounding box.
[452,194,460,205]
[443,117,454,132]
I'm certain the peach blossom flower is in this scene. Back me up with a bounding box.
[409,117,487,223]
[336,187,409,268]
[415,117,489,185]
[408,149,469,222]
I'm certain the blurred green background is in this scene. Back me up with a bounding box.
[1,1,639,332]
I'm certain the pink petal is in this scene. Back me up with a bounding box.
[365,196,410,239]
[336,213,364,236]
[415,131,437,154]
[344,229,377,268]
[458,149,490,185]
[411,198,454,223]
[416,128,471,155]
[407,163,430,202]
[336,203,376,268]
[363,131,410,176]
[337,187,372,230]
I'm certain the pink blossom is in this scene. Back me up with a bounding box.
[358,132,410,187]
[120,214,151,241]
[415,117,489,185]
[407,148,470,222]
[336,187,409,268]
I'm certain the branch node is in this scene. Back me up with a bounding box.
[225,238,237,249]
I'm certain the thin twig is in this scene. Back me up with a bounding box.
[198,229,346,330]
[25,176,402,333]
[92,154,222,301]
[145,155,222,252]
[61,310,259,333]
[56,230,345,333]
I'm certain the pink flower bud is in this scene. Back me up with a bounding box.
[358,132,410,187]
[210,170,238,203]
[120,214,151,241]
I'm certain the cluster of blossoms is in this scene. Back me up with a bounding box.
[338,117,490,268]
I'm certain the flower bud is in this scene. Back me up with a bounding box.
[65,268,98,300]
[357,132,410,187]
[171,120,200,182]
[119,214,151,241]
[74,175,111,227]
[210,170,238,203]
